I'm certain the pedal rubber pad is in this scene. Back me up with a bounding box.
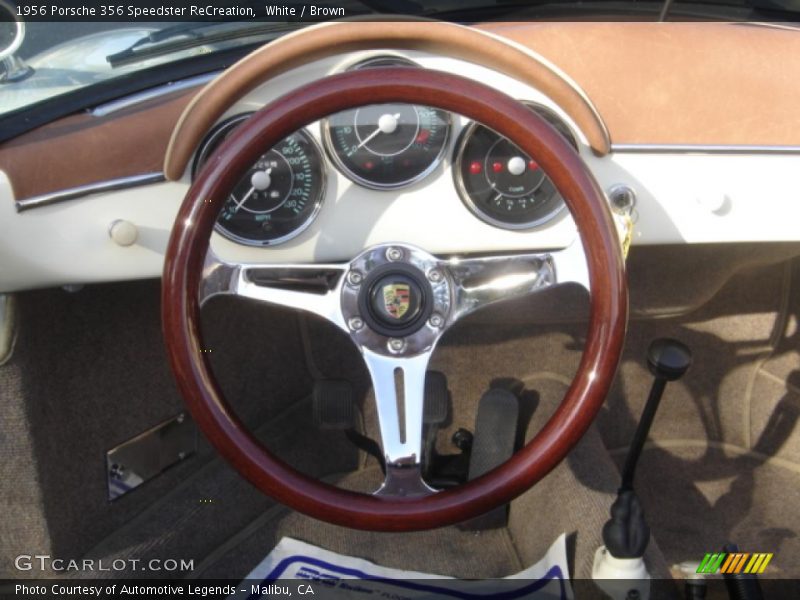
[424,371,449,426]
[461,387,519,530]
[312,380,356,430]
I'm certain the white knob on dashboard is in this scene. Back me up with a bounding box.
[109,220,138,247]
[696,193,730,215]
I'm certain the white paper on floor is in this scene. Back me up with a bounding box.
[229,533,573,599]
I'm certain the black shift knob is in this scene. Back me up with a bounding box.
[647,338,692,381]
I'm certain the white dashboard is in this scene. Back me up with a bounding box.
[2,50,800,293]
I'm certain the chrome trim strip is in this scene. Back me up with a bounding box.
[15,172,166,213]
[91,72,219,117]
[737,22,800,33]
[611,143,800,155]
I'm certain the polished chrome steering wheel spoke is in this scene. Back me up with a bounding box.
[443,239,589,325]
[199,249,348,329]
[363,348,438,497]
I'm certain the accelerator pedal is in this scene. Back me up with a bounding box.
[460,387,520,530]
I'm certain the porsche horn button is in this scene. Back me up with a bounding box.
[383,283,411,319]
[369,274,423,327]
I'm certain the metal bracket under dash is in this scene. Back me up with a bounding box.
[106,413,196,501]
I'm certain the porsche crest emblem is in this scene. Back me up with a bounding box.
[382,284,411,319]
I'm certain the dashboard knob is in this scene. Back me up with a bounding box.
[695,192,731,215]
[108,220,138,247]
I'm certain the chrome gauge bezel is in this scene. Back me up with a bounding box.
[193,113,327,247]
[320,55,452,191]
[453,101,577,231]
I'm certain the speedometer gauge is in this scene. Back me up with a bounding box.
[322,56,451,190]
[193,114,326,246]
[454,103,577,230]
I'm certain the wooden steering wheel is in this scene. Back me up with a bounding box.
[162,67,627,531]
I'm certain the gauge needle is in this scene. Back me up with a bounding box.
[353,113,401,152]
[234,187,255,213]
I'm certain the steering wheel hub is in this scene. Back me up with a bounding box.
[360,263,432,337]
[341,243,451,358]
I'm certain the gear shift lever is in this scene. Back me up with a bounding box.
[593,338,692,599]
[620,338,692,492]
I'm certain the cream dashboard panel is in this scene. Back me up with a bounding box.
[2,52,800,293]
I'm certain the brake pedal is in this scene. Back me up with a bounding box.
[460,387,519,530]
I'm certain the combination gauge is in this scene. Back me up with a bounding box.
[322,56,452,190]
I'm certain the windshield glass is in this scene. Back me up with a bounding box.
[0,18,310,115]
[0,0,796,117]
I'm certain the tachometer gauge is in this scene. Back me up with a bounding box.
[322,56,451,190]
[193,114,326,246]
[454,103,577,230]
